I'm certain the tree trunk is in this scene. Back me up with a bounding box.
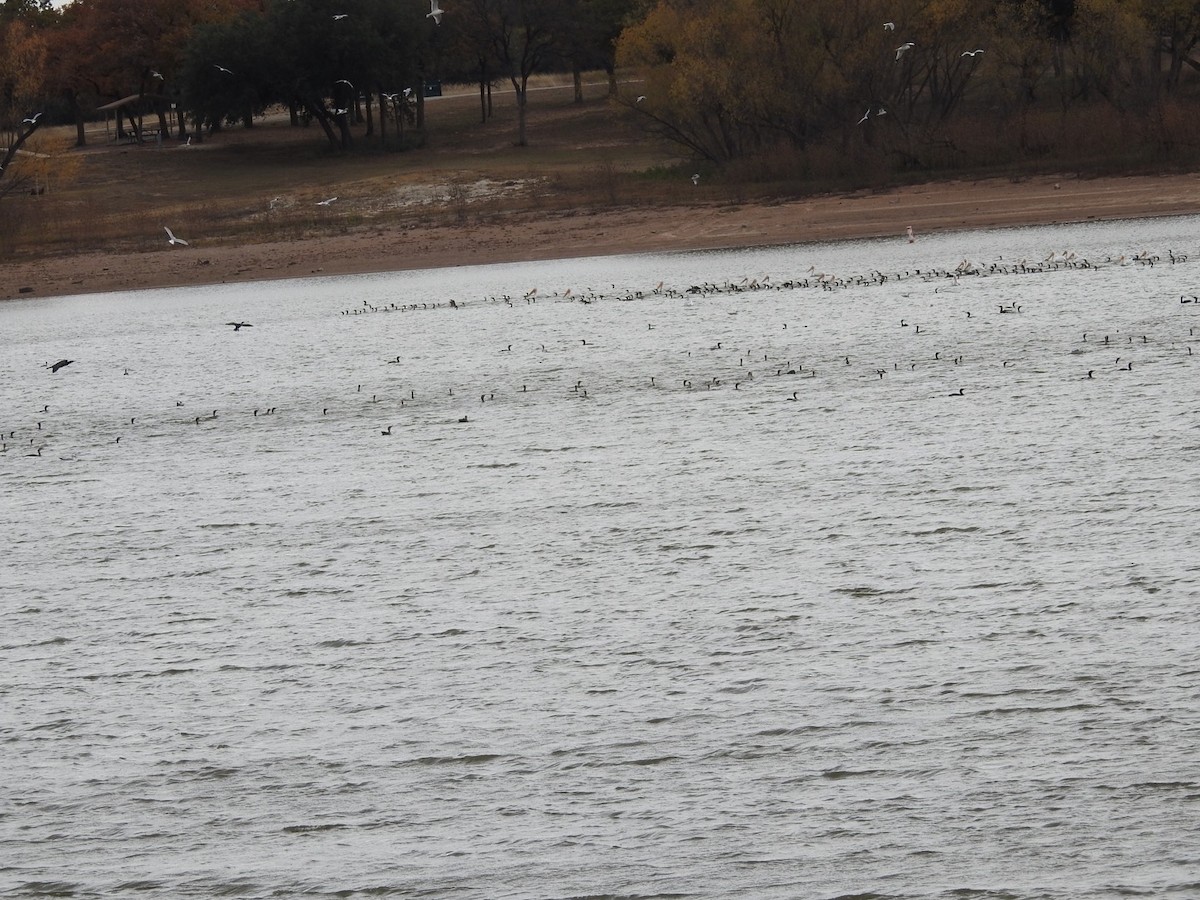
[364,90,374,138]
[288,98,299,126]
[300,94,341,150]
[573,64,583,103]
[66,89,86,147]
[377,86,387,145]
[416,85,425,129]
[605,65,617,97]
[516,81,527,146]
[1,119,42,178]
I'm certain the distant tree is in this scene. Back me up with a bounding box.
[438,0,502,123]
[0,0,54,28]
[557,0,641,100]
[459,0,558,146]
[179,6,295,140]
[1141,0,1200,92]
[618,0,996,166]
[176,0,424,152]
[1060,0,1151,109]
[0,14,47,190]
[42,0,254,143]
[42,4,99,147]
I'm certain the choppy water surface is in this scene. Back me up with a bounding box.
[3,217,1200,899]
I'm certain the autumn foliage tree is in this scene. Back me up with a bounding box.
[1,10,47,190]
[618,0,1200,177]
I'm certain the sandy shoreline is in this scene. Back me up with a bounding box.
[6,172,1200,301]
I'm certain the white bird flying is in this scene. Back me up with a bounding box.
[332,13,348,20]
[691,173,700,185]
[214,64,233,75]
[428,0,443,24]
[895,42,914,60]
[316,197,338,206]
[883,22,895,30]
[164,226,188,246]
[22,112,42,125]
[961,49,984,57]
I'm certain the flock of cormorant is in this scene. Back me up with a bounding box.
[6,244,1196,462]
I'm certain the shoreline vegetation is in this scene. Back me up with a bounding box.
[6,78,1200,302]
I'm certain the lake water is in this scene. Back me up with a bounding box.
[3,216,1199,899]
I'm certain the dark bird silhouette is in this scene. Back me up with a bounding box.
[226,322,253,331]
[48,359,73,373]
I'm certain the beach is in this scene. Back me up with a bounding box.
[5,171,1200,301]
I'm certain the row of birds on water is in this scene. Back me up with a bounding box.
[9,278,1197,460]
[331,247,1187,318]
